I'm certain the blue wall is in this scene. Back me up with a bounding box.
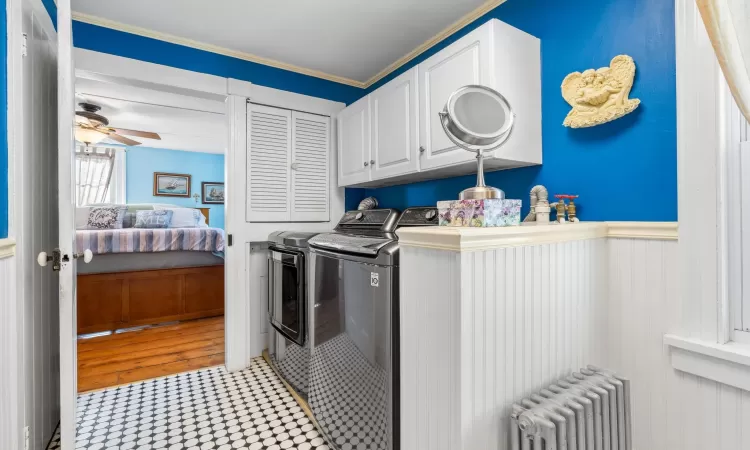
[126,147,226,229]
[0,1,7,238]
[71,21,363,106]
[348,0,677,222]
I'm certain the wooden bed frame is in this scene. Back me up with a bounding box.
[77,265,225,335]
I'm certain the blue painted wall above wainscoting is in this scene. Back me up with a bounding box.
[126,147,226,229]
[347,0,677,222]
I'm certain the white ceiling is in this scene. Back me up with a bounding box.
[71,0,491,84]
[75,79,226,154]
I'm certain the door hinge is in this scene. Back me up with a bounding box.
[21,33,27,57]
[228,234,233,247]
[23,426,29,450]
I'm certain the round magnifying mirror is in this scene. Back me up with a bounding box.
[439,85,515,200]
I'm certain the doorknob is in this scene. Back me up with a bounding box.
[364,161,369,167]
[75,249,93,264]
[37,251,52,267]
[37,248,61,271]
[370,160,375,165]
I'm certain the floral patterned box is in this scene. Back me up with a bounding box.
[437,199,522,227]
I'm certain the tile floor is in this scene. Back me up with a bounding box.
[47,358,330,450]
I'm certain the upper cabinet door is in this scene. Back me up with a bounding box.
[418,24,492,171]
[371,68,420,181]
[290,111,330,222]
[337,96,371,186]
[247,104,292,222]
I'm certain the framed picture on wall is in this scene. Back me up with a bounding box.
[202,182,225,204]
[153,172,191,197]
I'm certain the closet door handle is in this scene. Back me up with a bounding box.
[364,161,369,167]
[370,160,375,165]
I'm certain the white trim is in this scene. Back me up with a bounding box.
[606,221,679,240]
[396,222,608,252]
[664,334,750,391]
[397,221,677,251]
[71,0,508,89]
[0,238,15,259]
[75,48,228,99]
[230,79,346,117]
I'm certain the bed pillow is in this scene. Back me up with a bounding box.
[159,208,201,228]
[86,206,127,230]
[122,211,137,228]
[134,210,173,229]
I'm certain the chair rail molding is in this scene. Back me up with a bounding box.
[0,238,16,259]
[606,221,678,240]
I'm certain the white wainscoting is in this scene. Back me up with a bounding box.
[607,238,750,450]
[0,253,22,450]
[400,237,608,450]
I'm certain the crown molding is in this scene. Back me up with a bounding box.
[363,0,506,87]
[72,0,507,91]
[606,221,678,240]
[71,12,367,88]
[0,238,16,259]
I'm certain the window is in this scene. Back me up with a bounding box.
[75,146,126,206]
[728,84,750,343]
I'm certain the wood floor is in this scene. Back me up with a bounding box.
[77,316,225,393]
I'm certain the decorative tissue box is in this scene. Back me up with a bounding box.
[437,199,522,227]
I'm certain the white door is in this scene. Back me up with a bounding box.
[337,95,371,186]
[247,103,292,222]
[418,24,492,170]
[371,67,420,180]
[290,111,330,221]
[56,0,78,448]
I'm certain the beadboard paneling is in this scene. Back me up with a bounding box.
[400,238,608,450]
[607,238,750,450]
[0,255,22,450]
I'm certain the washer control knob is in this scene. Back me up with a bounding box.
[425,210,437,221]
[355,212,364,221]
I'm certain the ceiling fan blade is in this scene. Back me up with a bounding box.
[107,132,142,146]
[111,128,161,140]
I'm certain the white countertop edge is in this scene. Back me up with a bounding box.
[397,222,608,251]
[397,221,678,251]
[0,238,16,259]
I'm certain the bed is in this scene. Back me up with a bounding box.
[75,211,226,334]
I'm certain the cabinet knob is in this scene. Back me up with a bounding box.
[419,146,425,154]
[370,160,375,165]
[364,161,369,167]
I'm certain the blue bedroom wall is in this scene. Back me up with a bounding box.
[348,0,677,222]
[0,1,7,239]
[126,147,226,229]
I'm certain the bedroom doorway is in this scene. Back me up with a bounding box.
[73,53,229,392]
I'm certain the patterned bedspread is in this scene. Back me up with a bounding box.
[76,227,225,255]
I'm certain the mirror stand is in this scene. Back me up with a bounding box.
[460,151,504,200]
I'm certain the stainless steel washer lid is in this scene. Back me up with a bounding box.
[268,231,320,248]
[308,233,393,256]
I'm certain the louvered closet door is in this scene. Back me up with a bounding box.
[247,104,292,222]
[291,111,330,221]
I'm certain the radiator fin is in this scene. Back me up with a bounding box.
[510,365,632,450]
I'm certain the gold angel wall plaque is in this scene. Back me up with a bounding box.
[561,55,640,128]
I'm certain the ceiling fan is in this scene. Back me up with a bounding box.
[75,102,161,146]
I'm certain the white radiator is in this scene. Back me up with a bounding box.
[510,366,632,450]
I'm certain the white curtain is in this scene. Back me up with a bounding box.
[75,146,116,206]
[697,0,750,122]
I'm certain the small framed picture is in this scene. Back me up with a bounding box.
[202,182,225,204]
[153,172,191,197]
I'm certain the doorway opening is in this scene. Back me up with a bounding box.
[73,61,228,393]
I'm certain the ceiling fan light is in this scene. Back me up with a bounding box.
[75,127,108,145]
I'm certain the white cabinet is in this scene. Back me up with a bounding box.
[337,96,371,186]
[337,18,541,188]
[247,103,330,222]
[371,68,420,179]
[419,24,492,171]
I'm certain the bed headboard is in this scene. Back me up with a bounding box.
[196,207,210,225]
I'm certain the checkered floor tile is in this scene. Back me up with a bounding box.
[47,357,330,450]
